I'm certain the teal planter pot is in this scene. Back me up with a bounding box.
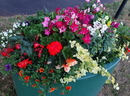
[12,58,120,96]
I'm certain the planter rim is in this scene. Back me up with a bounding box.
[77,58,121,80]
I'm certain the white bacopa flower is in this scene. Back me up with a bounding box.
[9,34,12,37]
[92,4,96,8]
[3,32,8,37]
[2,43,6,47]
[1,36,4,39]
[9,29,13,33]
[14,34,16,36]
[98,18,101,21]
[105,16,109,20]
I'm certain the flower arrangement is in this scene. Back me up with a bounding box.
[0,0,130,96]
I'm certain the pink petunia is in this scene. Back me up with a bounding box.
[95,7,100,12]
[45,29,50,36]
[86,0,90,3]
[82,34,91,44]
[70,22,79,32]
[59,26,67,33]
[42,21,49,27]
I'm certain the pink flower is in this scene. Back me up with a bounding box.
[96,0,100,3]
[86,0,90,3]
[78,27,89,35]
[82,34,91,44]
[70,22,79,32]
[55,21,63,28]
[45,29,50,36]
[59,26,67,33]
[42,21,49,27]
[42,17,50,27]
[44,17,50,22]
[95,7,100,12]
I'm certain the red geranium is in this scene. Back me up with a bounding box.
[46,41,62,56]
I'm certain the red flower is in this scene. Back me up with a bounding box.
[42,76,46,79]
[28,60,32,65]
[1,51,7,57]
[66,86,71,90]
[55,7,60,14]
[49,69,53,73]
[33,42,40,48]
[38,90,42,93]
[17,58,29,68]
[32,84,36,87]
[46,41,62,56]
[24,76,30,81]
[39,68,44,73]
[15,44,20,50]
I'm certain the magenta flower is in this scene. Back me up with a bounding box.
[59,26,67,33]
[45,29,50,36]
[5,64,12,71]
[82,34,91,44]
[114,23,120,28]
[95,7,100,12]
[70,22,79,32]
[111,21,115,26]
[56,21,63,28]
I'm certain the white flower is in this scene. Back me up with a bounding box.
[9,34,12,37]
[92,4,96,8]
[87,7,90,12]
[3,32,8,36]
[13,23,18,28]
[14,34,16,36]
[22,22,26,27]
[2,43,6,47]
[120,22,123,25]
[9,29,13,33]
[98,18,101,21]
[1,36,4,39]
[105,16,109,20]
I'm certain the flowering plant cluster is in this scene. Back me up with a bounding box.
[0,0,130,96]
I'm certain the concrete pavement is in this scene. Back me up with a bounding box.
[0,0,115,16]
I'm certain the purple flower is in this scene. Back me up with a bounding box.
[25,21,30,26]
[5,64,12,71]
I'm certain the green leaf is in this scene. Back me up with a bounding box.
[44,7,50,15]
[63,31,75,41]
[62,46,73,59]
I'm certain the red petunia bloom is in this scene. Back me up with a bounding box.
[24,76,30,81]
[46,41,63,56]
[17,58,29,68]
[66,86,71,90]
